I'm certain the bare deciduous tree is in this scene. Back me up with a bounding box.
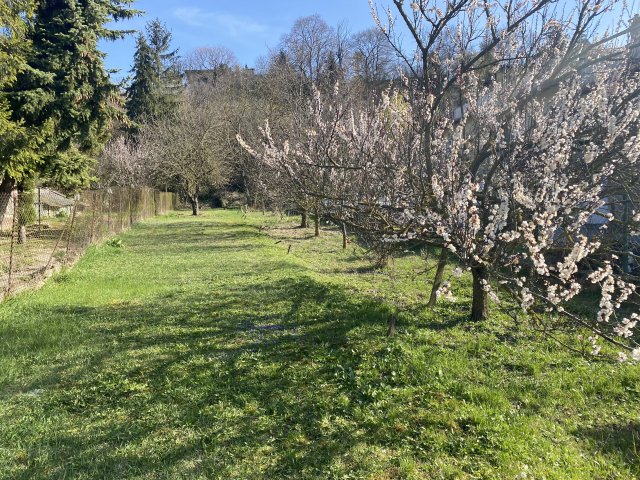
[280,15,338,83]
[350,28,396,86]
[142,92,230,215]
[181,46,239,72]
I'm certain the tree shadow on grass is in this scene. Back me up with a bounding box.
[575,422,640,475]
[5,214,637,478]
[4,275,397,479]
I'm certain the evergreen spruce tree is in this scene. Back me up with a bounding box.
[6,0,137,192]
[126,19,181,127]
[126,33,157,123]
[147,19,181,117]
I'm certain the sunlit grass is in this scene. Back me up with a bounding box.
[0,209,637,479]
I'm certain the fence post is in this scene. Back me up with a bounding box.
[37,187,41,229]
[90,191,96,244]
[100,190,106,240]
[64,195,78,264]
[120,191,124,231]
[128,188,133,226]
[6,190,18,294]
[107,188,112,233]
[154,190,159,216]
[119,189,122,230]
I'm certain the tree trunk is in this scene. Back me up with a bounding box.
[621,200,632,274]
[314,208,320,237]
[427,248,448,307]
[18,226,27,245]
[471,265,489,322]
[241,170,252,207]
[342,222,348,249]
[300,209,309,228]
[190,196,199,216]
[0,177,15,219]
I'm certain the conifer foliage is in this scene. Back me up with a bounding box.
[3,0,136,192]
[0,0,37,192]
[126,19,181,126]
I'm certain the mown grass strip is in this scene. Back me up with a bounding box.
[0,210,638,479]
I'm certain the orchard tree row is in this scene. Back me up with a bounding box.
[238,0,640,361]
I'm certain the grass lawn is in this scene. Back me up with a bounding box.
[0,209,638,479]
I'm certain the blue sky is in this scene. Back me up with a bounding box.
[100,0,379,80]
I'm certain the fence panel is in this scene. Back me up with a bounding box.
[0,187,175,297]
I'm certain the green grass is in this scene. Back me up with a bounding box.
[0,209,638,479]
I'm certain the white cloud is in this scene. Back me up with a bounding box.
[173,7,268,37]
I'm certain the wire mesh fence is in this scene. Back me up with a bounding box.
[0,186,176,297]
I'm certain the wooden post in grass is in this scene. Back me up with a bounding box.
[387,313,397,337]
[37,187,41,229]
[90,191,96,244]
[119,191,124,232]
[128,188,134,226]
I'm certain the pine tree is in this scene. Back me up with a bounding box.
[126,19,181,126]
[7,0,137,192]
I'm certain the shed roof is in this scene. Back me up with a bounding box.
[38,188,74,208]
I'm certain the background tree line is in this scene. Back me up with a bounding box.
[98,12,406,218]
